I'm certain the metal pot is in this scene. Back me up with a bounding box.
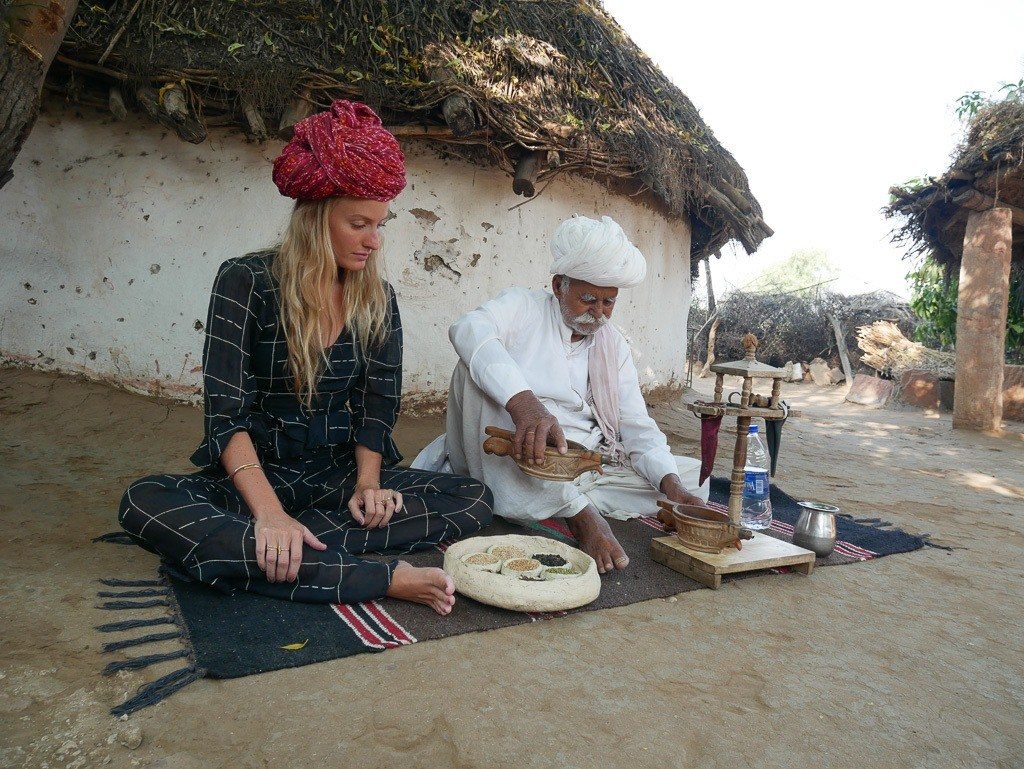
[793,502,839,557]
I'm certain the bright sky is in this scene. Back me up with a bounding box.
[602,0,1024,299]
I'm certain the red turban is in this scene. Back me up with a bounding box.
[272,100,406,202]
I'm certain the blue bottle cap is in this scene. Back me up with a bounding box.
[748,425,759,434]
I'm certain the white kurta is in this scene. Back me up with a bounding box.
[412,287,707,521]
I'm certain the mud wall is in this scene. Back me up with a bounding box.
[0,102,693,407]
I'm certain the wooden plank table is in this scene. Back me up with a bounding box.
[650,532,816,590]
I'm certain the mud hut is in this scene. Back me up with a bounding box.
[0,1,768,405]
[888,96,1024,431]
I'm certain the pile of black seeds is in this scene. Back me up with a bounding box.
[532,553,569,567]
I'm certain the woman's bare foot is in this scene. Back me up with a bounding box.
[385,561,456,615]
[566,506,629,574]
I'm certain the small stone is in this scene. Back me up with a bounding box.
[666,596,678,603]
[829,366,846,384]
[117,724,143,750]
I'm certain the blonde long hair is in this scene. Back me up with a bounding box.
[272,198,390,406]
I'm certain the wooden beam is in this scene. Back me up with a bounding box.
[440,94,476,137]
[277,88,313,140]
[136,84,206,144]
[952,188,1024,227]
[513,151,541,197]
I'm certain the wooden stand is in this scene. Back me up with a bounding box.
[651,533,815,590]
[654,333,817,588]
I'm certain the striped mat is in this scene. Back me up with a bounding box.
[95,478,929,714]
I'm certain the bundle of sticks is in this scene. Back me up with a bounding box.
[856,321,954,377]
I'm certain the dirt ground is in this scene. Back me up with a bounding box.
[1,366,1022,769]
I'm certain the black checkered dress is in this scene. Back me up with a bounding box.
[119,252,492,604]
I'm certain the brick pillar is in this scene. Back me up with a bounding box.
[953,207,1013,431]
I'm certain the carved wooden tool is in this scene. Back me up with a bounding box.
[656,500,754,553]
[482,426,613,482]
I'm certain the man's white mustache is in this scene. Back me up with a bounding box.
[571,312,607,327]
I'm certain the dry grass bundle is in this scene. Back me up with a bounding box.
[856,321,954,378]
[43,0,769,260]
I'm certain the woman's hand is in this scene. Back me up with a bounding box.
[253,509,328,583]
[348,482,404,529]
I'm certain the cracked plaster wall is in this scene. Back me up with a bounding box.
[1,102,693,406]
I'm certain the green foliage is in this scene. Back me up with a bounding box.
[908,258,1024,362]
[907,259,958,349]
[955,90,986,121]
[955,78,1024,122]
[747,248,838,296]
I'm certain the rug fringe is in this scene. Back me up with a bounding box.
[840,515,895,529]
[102,631,183,653]
[94,567,202,716]
[98,599,171,610]
[92,531,136,545]
[922,538,957,552]
[97,588,170,599]
[102,649,189,676]
[99,578,164,587]
[110,665,205,717]
[96,616,176,633]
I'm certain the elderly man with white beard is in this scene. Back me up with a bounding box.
[413,215,708,572]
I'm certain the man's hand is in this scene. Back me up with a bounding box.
[505,390,568,465]
[660,473,706,508]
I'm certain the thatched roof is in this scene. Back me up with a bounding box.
[47,0,770,261]
[887,96,1024,270]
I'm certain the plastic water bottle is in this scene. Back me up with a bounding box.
[741,424,772,530]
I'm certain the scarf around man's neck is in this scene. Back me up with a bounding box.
[587,324,627,464]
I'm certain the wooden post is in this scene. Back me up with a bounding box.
[714,373,724,404]
[729,414,752,523]
[770,378,782,410]
[699,317,721,378]
[0,0,80,189]
[953,207,1013,432]
[513,151,541,197]
[827,312,853,386]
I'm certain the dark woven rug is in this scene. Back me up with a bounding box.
[95,478,930,714]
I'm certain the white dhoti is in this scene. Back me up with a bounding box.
[412,362,708,523]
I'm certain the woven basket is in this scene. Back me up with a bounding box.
[443,534,601,612]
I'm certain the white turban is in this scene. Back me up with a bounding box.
[549,215,647,288]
